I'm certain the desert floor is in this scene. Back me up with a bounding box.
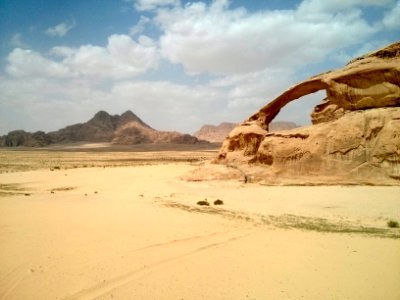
[0,146,399,300]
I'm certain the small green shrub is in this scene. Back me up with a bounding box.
[387,220,399,228]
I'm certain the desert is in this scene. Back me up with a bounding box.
[1,2,400,299]
[0,145,399,300]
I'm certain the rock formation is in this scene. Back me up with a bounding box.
[217,41,400,185]
[1,110,205,147]
[112,121,201,145]
[48,110,149,143]
[1,130,52,147]
[194,121,298,143]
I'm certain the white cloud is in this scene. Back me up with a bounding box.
[6,34,159,80]
[9,33,29,48]
[6,48,72,78]
[54,34,159,79]
[45,20,76,37]
[134,0,180,11]
[383,1,400,29]
[0,76,113,134]
[297,0,393,16]
[130,16,151,36]
[156,1,379,75]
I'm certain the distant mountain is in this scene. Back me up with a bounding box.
[112,118,200,145]
[194,122,237,143]
[269,121,299,132]
[0,110,206,147]
[194,121,299,142]
[48,110,151,143]
[0,130,52,147]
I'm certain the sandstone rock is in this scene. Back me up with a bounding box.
[217,42,400,185]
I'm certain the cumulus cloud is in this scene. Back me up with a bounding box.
[6,34,159,80]
[9,33,29,48]
[383,1,400,29]
[156,0,379,75]
[6,48,72,78]
[130,16,151,36]
[0,76,113,134]
[134,0,180,11]
[55,34,159,79]
[297,0,393,16]
[45,20,76,37]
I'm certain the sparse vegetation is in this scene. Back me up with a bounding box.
[161,200,400,239]
[197,200,209,206]
[387,220,399,228]
[0,148,216,174]
[214,199,224,205]
[50,187,76,192]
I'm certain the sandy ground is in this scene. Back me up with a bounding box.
[0,157,400,299]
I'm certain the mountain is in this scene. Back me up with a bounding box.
[0,130,52,147]
[194,123,237,143]
[112,120,200,145]
[0,110,205,147]
[47,110,151,143]
[194,121,298,142]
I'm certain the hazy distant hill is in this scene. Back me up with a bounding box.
[194,121,299,142]
[0,110,206,147]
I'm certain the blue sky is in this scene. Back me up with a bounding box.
[0,0,399,135]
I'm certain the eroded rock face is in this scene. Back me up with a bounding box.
[217,42,400,185]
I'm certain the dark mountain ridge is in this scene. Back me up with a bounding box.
[0,110,205,147]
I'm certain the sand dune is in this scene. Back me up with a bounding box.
[0,159,399,299]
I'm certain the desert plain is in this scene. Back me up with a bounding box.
[0,144,399,300]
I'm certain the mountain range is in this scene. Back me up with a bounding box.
[0,110,300,147]
[0,110,204,147]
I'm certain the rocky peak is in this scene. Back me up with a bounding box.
[119,110,151,129]
[92,110,112,122]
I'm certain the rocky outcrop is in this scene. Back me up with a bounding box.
[1,110,205,147]
[217,42,400,185]
[111,122,202,145]
[48,110,150,143]
[194,121,298,143]
[1,130,52,147]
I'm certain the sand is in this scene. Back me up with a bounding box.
[0,151,400,299]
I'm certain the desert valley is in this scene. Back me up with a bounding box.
[0,41,399,299]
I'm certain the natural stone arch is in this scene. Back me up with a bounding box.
[244,42,400,131]
[246,63,400,131]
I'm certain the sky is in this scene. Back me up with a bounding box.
[0,0,399,135]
